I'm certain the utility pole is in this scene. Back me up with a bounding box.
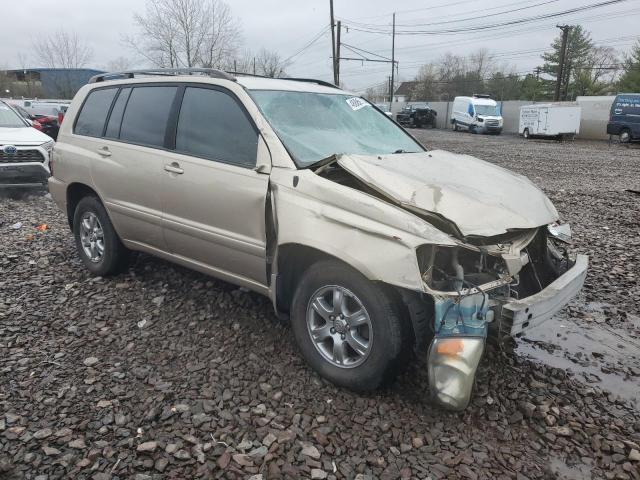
[388,76,392,103]
[253,57,256,75]
[389,12,396,111]
[336,21,341,85]
[554,25,571,101]
[330,0,337,85]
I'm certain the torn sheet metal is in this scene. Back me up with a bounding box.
[337,151,559,238]
[269,167,456,291]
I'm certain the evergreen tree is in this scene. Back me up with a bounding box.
[541,25,593,100]
[618,40,640,92]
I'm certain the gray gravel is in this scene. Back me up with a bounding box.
[1,130,640,479]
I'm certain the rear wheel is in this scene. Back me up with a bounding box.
[453,120,459,131]
[620,128,632,143]
[73,196,130,276]
[290,260,408,391]
[523,128,530,139]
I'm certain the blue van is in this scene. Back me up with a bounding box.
[607,93,640,143]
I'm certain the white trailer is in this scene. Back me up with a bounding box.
[519,103,581,140]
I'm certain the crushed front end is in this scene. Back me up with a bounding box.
[419,224,588,410]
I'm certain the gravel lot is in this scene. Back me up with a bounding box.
[2,130,640,480]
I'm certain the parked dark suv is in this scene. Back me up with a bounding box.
[396,104,437,128]
[607,93,640,143]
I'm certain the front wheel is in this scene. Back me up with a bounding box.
[290,260,408,391]
[523,128,530,139]
[453,120,459,131]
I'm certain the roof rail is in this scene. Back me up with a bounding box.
[88,68,236,84]
[283,77,340,89]
[230,72,339,89]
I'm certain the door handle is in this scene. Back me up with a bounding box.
[97,146,111,157]
[164,162,184,174]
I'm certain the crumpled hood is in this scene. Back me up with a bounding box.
[337,150,558,237]
[0,127,51,145]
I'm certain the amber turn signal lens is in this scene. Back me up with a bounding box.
[435,339,464,356]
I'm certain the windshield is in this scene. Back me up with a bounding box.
[475,104,500,116]
[0,103,27,128]
[250,91,423,167]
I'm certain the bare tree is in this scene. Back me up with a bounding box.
[107,57,133,72]
[32,31,92,98]
[127,0,241,69]
[33,30,93,69]
[199,0,242,68]
[255,48,289,78]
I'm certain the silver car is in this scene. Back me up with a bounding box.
[48,69,588,410]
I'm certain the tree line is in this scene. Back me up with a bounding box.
[2,0,290,98]
[365,26,640,103]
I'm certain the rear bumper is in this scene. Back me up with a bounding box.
[0,163,50,188]
[503,254,588,336]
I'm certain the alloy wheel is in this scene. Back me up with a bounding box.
[306,285,373,368]
[79,212,105,263]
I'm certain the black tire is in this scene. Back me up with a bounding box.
[523,128,530,139]
[290,260,408,391]
[620,128,631,144]
[453,120,459,131]
[73,195,130,276]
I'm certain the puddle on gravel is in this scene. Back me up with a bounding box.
[515,303,640,408]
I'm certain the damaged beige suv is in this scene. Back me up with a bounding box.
[49,69,588,410]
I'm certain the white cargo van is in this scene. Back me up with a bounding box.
[451,95,503,134]
[519,103,581,140]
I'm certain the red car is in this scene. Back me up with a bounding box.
[10,104,60,140]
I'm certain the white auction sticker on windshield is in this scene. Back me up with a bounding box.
[346,97,368,111]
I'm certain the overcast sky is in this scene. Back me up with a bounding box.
[2,0,638,92]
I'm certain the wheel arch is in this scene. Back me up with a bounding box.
[65,182,102,230]
[274,242,431,351]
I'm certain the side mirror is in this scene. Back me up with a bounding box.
[26,119,34,126]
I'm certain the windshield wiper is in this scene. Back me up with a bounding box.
[393,149,418,154]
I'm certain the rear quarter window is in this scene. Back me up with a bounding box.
[74,88,118,137]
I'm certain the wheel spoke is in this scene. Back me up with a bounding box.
[347,309,368,327]
[311,297,332,322]
[88,214,96,229]
[332,288,345,315]
[96,241,105,255]
[310,324,332,342]
[346,332,368,357]
[89,242,97,259]
[332,339,347,365]
[82,218,91,233]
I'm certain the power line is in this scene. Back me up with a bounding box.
[344,0,629,35]
[282,26,330,64]
[350,0,562,28]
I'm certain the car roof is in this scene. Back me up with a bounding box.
[86,69,356,96]
[235,75,352,95]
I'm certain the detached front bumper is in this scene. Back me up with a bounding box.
[503,254,588,336]
[428,253,588,410]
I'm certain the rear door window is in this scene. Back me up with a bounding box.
[105,88,131,139]
[175,87,258,168]
[74,88,118,137]
[119,86,178,148]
